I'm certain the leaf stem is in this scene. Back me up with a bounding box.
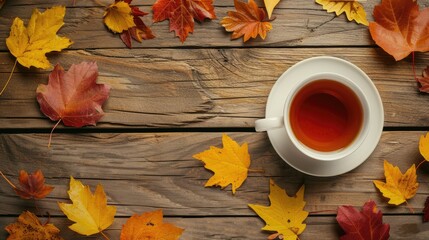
[48,119,62,148]
[0,59,18,96]
[248,168,265,173]
[405,200,415,214]
[308,209,337,214]
[100,231,110,240]
[0,171,17,189]
[416,159,426,171]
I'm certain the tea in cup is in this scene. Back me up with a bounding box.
[255,72,370,161]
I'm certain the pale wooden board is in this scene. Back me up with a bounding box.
[0,48,428,129]
[1,215,428,239]
[0,0,377,49]
[0,132,428,216]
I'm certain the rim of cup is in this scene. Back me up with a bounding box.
[284,72,371,161]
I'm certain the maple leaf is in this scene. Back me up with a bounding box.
[14,170,54,200]
[373,160,418,205]
[58,176,116,236]
[264,0,279,19]
[6,6,72,69]
[120,209,184,240]
[369,0,429,61]
[248,179,308,240]
[424,196,429,222]
[193,134,250,194]
[5,211,64,240]
[337,200,390,240]
[315,0,368,26]
[36,61,110,126]
[419,132,429,160]
[417,66,429,93]
[220,0,273,42]
[104,1,136,33]
[118,0,155,48]
[152,0,216,42]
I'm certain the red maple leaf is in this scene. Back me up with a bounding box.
[369,0,429,61]
[152,0,216,42]
[417,66,429,93]
[119,0,155,48]
[36,62,110,128]
[337,200,390,240]
[424,196,429,222]
[14,170,54,200]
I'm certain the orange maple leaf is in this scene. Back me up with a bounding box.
[373,160,418,205]
[417,66,429,93]
[152,0,216,42]
[220,0,273,42]
[120,209,184,240]
[5,211,64,240]
[0,169,54,200]
[193,134,250,194]
[15,170,54,200]
[369,0,429,61]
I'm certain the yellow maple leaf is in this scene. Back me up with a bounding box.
[315,0,368,26]
[419,132,429,161]
[373,160,418,205]
[264,0,280,19]
[120,209,184,240]
[6,6,72,69]
[5,211,64,240]
[58,177,116,236]
[249,179,308,240]
[193,133,250,194]
[103,1,136,33]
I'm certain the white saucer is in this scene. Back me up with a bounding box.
[264,56,384,177]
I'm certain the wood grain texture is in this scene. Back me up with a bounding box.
[0,215,427,239]
[0,0,377,49]
[0,48,428,129]
[0,132,428,216]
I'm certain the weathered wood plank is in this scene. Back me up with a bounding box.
[0,132,428,216]
[0,48,428,129]
[0,215,426,239]
[0,0,377,49]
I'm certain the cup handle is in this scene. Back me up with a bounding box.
[255,117,284,132]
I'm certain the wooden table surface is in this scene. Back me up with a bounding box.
[1,0,429,239]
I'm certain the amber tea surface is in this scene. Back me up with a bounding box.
[289,80,363,152]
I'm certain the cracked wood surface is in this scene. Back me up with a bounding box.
[1,0,429,239]
[0,48,429,129]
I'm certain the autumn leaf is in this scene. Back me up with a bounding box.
[337,200,390,240]
[373,160,418,205]
[58,177,116,236]
[104,1,136,33]
[417,66,429,93]
[120,209,184,240]
[36,62,110,146]
[118,0,155,48]
[369,0,429,61]
[424,196,429,222]
[152,0,216,42]
[315,0,368,26]
[264,0,279,19]
[220,0,273,42]
[15,170,54,200]
[248,179,308,240]
[193,134,250,194]
[1,6,73,96]
[6,6,72,69]
[5,211,64,240]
